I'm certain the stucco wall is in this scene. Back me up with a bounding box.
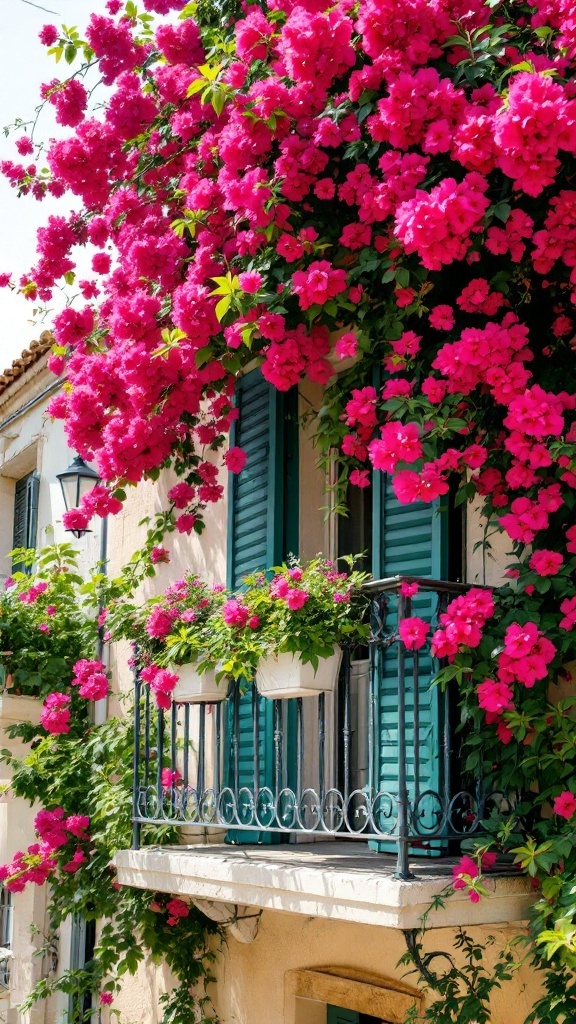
[202,912,539,1024]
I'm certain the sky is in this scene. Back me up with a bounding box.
[0,0,109,369]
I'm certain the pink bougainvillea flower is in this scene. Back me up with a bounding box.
[477,679,514,715]
[224,446,247,473]
[553,791,576,819]
[222,599,250,627]
[529,550,564,576]
[398,616,429,650]
[40,693,71,735]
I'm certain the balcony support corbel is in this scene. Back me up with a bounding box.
[191,898,261,943]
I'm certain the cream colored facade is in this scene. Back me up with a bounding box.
[0,349,541,1024]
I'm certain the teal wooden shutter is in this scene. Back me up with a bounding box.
[370,467,448,855]
[68,915,96,1022]
[12,471,39,572]
[327,1008,360,1024]
[226,369,298,843]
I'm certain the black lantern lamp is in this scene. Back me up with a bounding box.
[56,456,100,538]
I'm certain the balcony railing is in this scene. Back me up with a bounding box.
[131,576,505,878]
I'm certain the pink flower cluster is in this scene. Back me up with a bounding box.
[452,851,497,902]
[269,575,310,611]
[222,598,260,629]
[141,664,179,710]
[0,808,90,892]
[71,659,108,700]
[431,589,495,661]
[41,692,71,734]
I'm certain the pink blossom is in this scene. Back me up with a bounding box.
[428,303,456,334]
[285,588,309,611]
[39,24,59,45]
[222,599,249,627]
[41,693,71,735]
[224,447,247,473]
[529,550,564,576]
[335,332,358,360]
[168,482,195,509]
[559,596,576,631]
[291,261,347,310]
[238,271,263,293]
[553,791,576,819]
[452,855,479,889]
[398,617,429,650]
[175,514,196,535]
[368,422,423,473]
[63,850,87,873]
[150,546,170,564]
[476,679,514,715]
[166,897,189,919]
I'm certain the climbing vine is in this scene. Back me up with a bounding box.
[0,548,218,1022]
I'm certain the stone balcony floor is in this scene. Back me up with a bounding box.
[114,840,533,931]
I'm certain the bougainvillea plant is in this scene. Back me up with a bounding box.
[2,0,576,1018]
[0,544,99,701]
[0,714,218,1023]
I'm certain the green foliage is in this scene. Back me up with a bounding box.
[0,544,98,699]
[0,541,218,1022]
[4,713,218,1022]
[402,928,524,1024]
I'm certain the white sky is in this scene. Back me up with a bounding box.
[0,0,109,369]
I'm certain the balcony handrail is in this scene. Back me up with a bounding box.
[361,575,491,596]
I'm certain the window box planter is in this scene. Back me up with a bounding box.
[255,646,342,699]
[0,692,42,729]
[176,825,228,845]
[171,664,229,704]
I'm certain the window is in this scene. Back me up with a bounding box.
[327,1006,386,1023]
[68,915,96,1022]
[12,470,40,571]
[0,886,13,988]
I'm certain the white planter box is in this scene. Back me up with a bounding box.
[255,647,342,699]
[176,825,228,846]
[0,693,42,728]
[171,663,229,704]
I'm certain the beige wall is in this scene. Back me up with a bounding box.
[204,912,538,1024]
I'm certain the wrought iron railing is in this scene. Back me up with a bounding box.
[0,885,13,988]
[132,576,504,878]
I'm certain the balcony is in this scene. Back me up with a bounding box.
[116,576,534,931]
[129,577,511,874]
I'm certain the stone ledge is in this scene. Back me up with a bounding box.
[114,842,534,930]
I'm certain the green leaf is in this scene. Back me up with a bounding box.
[215,295,231,321]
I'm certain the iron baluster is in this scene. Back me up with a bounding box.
[132,664,141,850]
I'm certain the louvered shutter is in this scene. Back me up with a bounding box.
[12,471,39,572]
[369,467,449,855]
[327,1007,360,1024]
[225,369,298,843]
